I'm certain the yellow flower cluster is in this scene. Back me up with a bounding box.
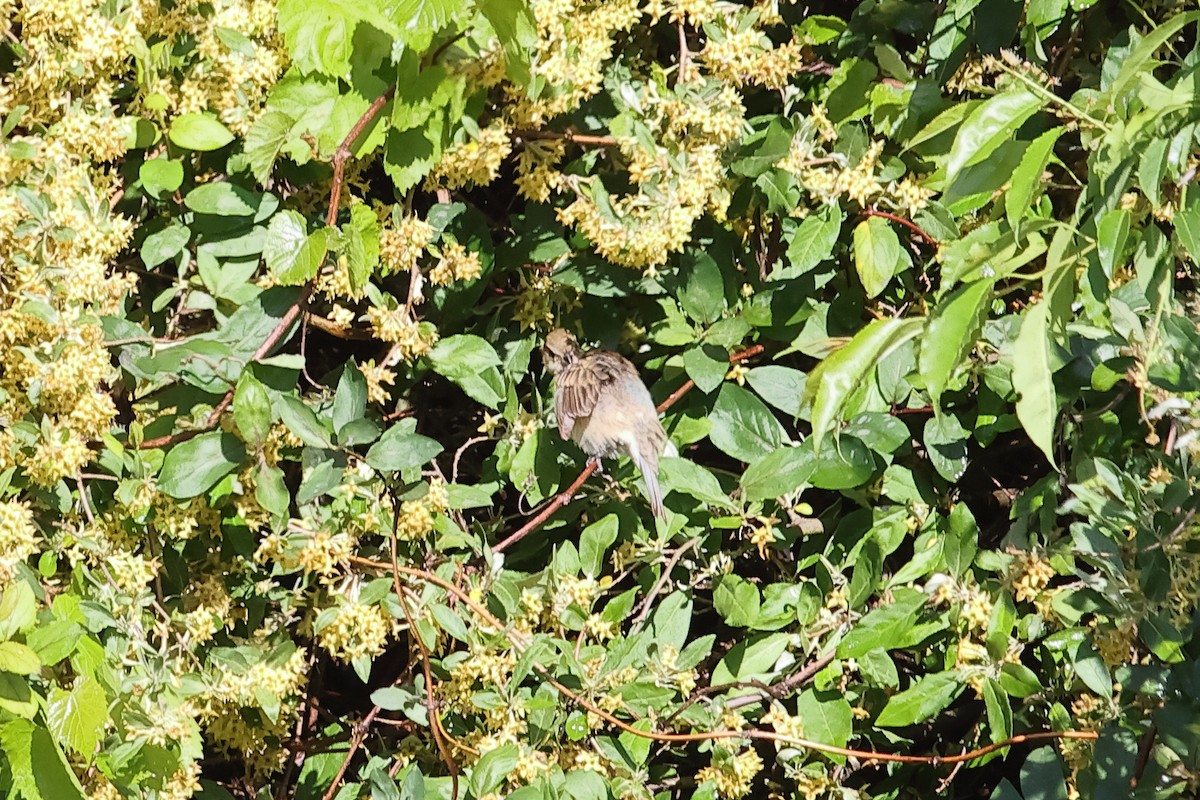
[643,0,719,25]
[0,500,38,584]
[360,359,398,404]
[509,0,641,126]
[139,0,286,135]
[553,574,601,614]
[364,305,439,360]
[395,478,449,541]
[380,215,435,275]
[696,748,764,799]
[701,21,805,90]
[315,600,396,662]
[514,139,567,202]
[1009,551,1056,603]
[201,648,309,775]
[254,523,356,584]
[429,241,484,286]
[760,703,804,741]
[653,644,699,695]
[425,123,513,190]
[178,574,235,645]
[512,272,578,330]
[1091,617,1137,668]
[747,515,778,558]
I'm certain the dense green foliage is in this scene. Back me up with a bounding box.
[3,0,1200,798]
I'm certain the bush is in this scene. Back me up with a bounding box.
[1,0,1200,798]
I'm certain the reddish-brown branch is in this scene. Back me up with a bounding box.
[490,343,766,554]
[492,462,597,554]
[861,208,939,247]
[138,85,395,451]
[512,129,619,147]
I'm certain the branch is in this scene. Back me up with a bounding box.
[489,343,765,555]
[861,208,939,248]
[138,85,396,451]
[511,129,619,147]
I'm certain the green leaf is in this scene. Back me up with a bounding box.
[169,112,234,151]
[234,373,273,446]
[942,502,978,576]
[795,689,853,749]
[342,204,380,293]
[158,431,247,499]
[184,183,260,217]
[277,0,392,76]
[740,446,814,501]
[924,413,969,482]
[333,362,367,433]
[1173,195,1200,265]
[391,0,471,49]
[657,457,734,509]
[982,677,1013,743]
[853,216,904,298]
[1012,301,1058,465]
[1005,127,1062,234]
[711,633,789,685]
[0,718,35,794]
[1096,208,1130,278]
[277,394,332,448]
[428,335,505,408]
[0,642,40,675]
[29,725,88,800]
[803,318,923,451]
[946,89,1045,185]
[778,206,843,280]
[470,743,519,797]
[0,583,37,641]
[46,676,108,759]
[745,365,807,418]
[477,0,537,85]
[1071,640,1111,695]
[708,384,786,462]
[920,279,993,411]
[244,109,294,183]
[837,589,928,658]
[876,671,963,726]
[579,515,619,577]
[1108,12,1200,103]
[999,662,1043,697]
[682,345,728,393]
[141,223,190,269]
[256,462,290,517]
[366,427,443,472]
[139,158,184,196]
[677,246,726,324]
[265,211,330,285]
[0,673,35,718]
[713,575,760,628]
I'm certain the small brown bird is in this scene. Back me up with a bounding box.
[543,328,668,517]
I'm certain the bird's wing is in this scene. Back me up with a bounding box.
[555,350,639,440]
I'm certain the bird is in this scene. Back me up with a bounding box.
[542,328,668,518]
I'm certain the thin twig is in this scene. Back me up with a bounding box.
[630,537,700,626]
[511,129,620,147]
[861,208,939,247]
[725,650,837,710]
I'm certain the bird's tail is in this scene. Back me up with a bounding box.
[635,452,665,519]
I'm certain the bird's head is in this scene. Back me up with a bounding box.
[543,328,580,375]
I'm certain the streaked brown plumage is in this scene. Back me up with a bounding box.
[543,328,668,517]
